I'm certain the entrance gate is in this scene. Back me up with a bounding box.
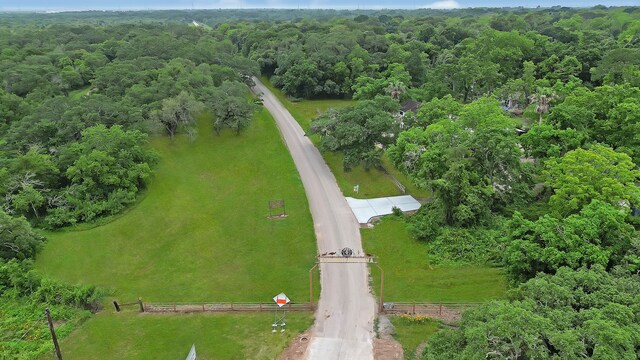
[309,248,384,312]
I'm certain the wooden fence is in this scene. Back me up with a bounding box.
[142,302,314,313]
[120,299,477,322]
[381,302,481,322]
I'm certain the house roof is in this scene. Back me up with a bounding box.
[400,100,421,113]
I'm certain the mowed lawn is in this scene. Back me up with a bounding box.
[45,312,313,360]
[259,76,429,199]
[362,217,507,303]
[36,109,317,303]
[259,75,354,131]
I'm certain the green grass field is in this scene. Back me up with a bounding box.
[389,315,440,360]
[362,217,507,303]
[259,76,354,131]
[40,312,313,360]
[34,109,317,359]
[260,76,429,199]
[68,86,91,100]
[36,110,318,303]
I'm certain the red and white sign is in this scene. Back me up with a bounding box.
[273,293,290,307]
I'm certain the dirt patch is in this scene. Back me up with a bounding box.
[374,315,404,360]
[52,320,66,328]
[278,332,310,360]
[373,338,404,360]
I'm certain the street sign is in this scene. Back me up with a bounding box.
[185,344,196,360]
[273,293,290,307]
[268,199,287,218]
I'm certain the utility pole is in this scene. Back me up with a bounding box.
[45,308,63,360]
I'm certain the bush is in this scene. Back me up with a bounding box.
[46,125,158,227]
[391,206,403,217]
[0,259,103,311]
[1,298,91,360]
[423,227,506,265]
[0,211,45,261]
[408,207,507,265]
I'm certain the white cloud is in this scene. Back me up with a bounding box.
[422,0,461,9]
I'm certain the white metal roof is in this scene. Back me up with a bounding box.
[345,195,422,224]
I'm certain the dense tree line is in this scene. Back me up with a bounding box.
[233,7,639,101]
[425,267,640,359]
[0,8,602,28]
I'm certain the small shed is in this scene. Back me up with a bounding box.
[398,100,421,117]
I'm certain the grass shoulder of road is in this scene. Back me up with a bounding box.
[363,217,507,303]
[40,311,313,360]
[389,315,440,360]
[259,76,429,199]
[36,109,318,303]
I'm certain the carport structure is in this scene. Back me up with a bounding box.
[345,195,422,224]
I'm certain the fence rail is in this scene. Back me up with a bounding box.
[120,299,478,321]
[382,170,406,194]
[142,302,314,313]
[381,302,481,321]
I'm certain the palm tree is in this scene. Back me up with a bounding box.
[528,88,558,125]
[386,80,407,100]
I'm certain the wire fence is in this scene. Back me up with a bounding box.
[120,299,479,322]
[141,302,314,313]
[381,302,482,322]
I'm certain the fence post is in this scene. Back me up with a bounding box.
[231,303,234,311]
[202,304,205,312]
[173,304,176,312]
[412,302,415,315]
[113,301,121,312]
[439,304,442,316]
[138,297,144,312]
[46,308,63,360]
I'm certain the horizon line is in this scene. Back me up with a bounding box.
[0,5,629,12]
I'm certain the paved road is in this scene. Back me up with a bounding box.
[252,78,375,359]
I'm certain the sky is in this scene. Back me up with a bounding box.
[0,0,638,11]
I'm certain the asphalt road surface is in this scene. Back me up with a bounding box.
[252,77,375,359]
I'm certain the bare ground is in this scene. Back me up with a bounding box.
[278,332,311,360]
[374,315,404,360]
[373,339,404,360]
